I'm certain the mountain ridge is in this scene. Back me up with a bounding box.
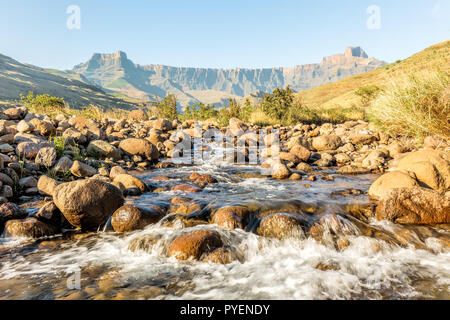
[73,47,386,106]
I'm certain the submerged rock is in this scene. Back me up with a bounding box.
[111,205,165,232]
[257,213,306,239]
[5,217,59,238]
[169,230,223,261]
[53,179,124,230]
[211,206,250,230]
[376,187,450,224]
[0,202,27,233]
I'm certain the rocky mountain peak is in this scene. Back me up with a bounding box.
[345,46,368,58]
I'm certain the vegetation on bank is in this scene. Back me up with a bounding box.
[12,68,449,144]
[368,71,450,141]
[19,91,128,121]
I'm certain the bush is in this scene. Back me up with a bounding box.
[368,71,450,141]
[153,93,178,120]
[181,102,218,121]
[261,86,295,120]
[20,92,65,115]
[217,98,253,127]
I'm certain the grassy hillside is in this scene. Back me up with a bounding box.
[0,53,137,110]
[296,40,450,109]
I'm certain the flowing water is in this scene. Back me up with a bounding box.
[0,142,449,300]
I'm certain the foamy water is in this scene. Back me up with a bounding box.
[0,142,449,299]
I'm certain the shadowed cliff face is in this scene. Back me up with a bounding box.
[72,47,386,106]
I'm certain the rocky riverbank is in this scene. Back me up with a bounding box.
[0,105,449,299]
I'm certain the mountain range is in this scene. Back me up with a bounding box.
[0,46,386,109]
[73,47,386,107]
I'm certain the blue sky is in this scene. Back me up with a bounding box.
[1,0,449,70]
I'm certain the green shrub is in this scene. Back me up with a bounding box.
[261,86,295,120]
[153,93,178,120]
[20,92,65,115]
[51,136,67,158]
[181,102,218,121]
[368,71,450,141]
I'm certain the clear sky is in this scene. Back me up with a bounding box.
[1,0,449,70]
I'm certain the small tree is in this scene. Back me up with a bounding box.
[261,86,294,120]
[154,93,178,120]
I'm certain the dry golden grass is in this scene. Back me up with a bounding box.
[368,71,450,141]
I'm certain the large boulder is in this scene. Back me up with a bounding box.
[312,135,342,151]
[257,213,306,239]
[111,205,165,232]
[119,138,159,161]
[168,230,223,261]
[52,179,124,230]
[376,187,450,224]
[368,171,419,199]
[397,149,450,193]
[87,140,121,160]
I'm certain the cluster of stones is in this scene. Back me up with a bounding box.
[0,106,448,265]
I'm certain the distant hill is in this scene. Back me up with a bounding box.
[0,53,136,110]
[296,40,450,109]
[72,47,386,107]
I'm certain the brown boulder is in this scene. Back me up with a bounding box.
[37,175,59,196]
[5,218,59,238]
[376,187,450,224]
[349,134,377,145]
[53,179,124,230]
[113,174,148,194]
[368,171,419,199]
[290,144,311,162]
[169,230,223,261]
[111,205,165,232]
[70,160,97,178]
[119,138,159,161]
[211,206,249,230]
[312,135,342,151]
[397,149,450,193]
